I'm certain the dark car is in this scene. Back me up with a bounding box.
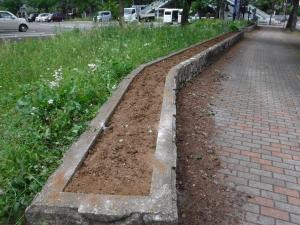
[28,13,38,22]
[47,13,65,22]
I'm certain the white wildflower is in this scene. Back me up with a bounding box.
[53,67,63,81]
[88,63,97,72]
[49,81,59,89]
[48,99,54,104]
[49,67,63,89]
[143,43,150,47]
[32,107,37,110]
[112,85,117,90]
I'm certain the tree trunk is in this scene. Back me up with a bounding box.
[269,2,274,25]
[119,0,124,27]
[181,0,192,25]
[286,0,299,30]
[219,0,225,19]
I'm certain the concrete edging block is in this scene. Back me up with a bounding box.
[25,30,246,225]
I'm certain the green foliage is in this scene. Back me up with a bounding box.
[251,0,283,13]
[0,0,24,13]
[0,20,247,225]
[100,0,119,18]
[191,0,211,14]
[27,0,57,11]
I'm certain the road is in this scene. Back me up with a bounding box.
[0,21,117,41]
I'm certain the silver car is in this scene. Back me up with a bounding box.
[93,11,112,22]
[0,11,28,32]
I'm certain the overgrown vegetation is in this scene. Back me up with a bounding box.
[0,20,248,225]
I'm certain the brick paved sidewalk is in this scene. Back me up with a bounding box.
[213,28,300,225]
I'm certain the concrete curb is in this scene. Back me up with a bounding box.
[25,28,250,225]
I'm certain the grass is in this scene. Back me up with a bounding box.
[0,19,249,224]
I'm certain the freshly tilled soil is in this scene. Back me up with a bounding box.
[65,33,234,195]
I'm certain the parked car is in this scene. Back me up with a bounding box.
[0,11,29,32]
[46,13,64,22]
[35,13,50,22]
[93,11,112,22]
[28,13,38,22]
[124,8,138,22]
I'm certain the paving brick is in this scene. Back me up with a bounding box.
[261,190,287,202]
[273,173,297,183]
[243,142,262,149]
[272,152,293,160]
[261,176,286,187]
[262,155,283,163]
[236,185,260,196]
[249,196,274,207]
[249,180,273,191]
[262,165,284,174]
[245,212,275,225]
[276,220,298,225]
[274,186,299,197]
[241,161,262,169]
[286,182,300,191]
[250,168,272,178]
[241,150,261,159]
[231,153,251,161]
[283,159,300,166]
[219,168,237,176]
[275,201,300,214]
[261,207,289,221]
[273,162,295,170]
[293,156,300,161]
[244,202,260,214]
[288,196,300,206]
[219,156,240,165]
[242,222,260,225]
[284,169,300,178]
[224,175,248,186]
[290,214,300,224]
[252,157,272,166]
[238,171,260,181]
[226,162,250,173]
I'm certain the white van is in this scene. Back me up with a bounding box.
[124,8,137,22]
[163,9,182,23]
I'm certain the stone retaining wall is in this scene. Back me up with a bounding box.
[26,28,250,225]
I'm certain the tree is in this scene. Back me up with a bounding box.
[1,0,24,13]
[191,0,211,16]
[101,0,119,18]
[118,0,124,26]
[286,0,299,30]
[27,0,58,12]
[181,0,193,25]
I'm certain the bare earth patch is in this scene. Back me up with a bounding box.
[176,43,247,225]
[65,33,234,196]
